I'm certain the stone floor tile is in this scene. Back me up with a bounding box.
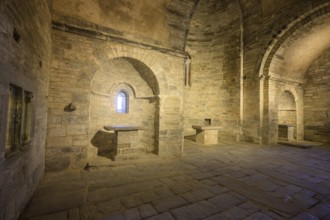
[154,188,175,199]
[208,193,243,211]
[121,196,143,208]
[263,210,287,220]
[170,200,218,220]
[152,195,188,213]
[144,212,175,220]
[96,199,125,214]
[291,212,319,220]
[28,211,68,220]
[204,184,228,195]
[275,185,302,198]
[241,169,259,176]
[122,207,141,220]
[253,180,280,192]
[206,207,249,220]
[159,178,177,186]
[308,203,330,219]
[96,212,124,220]
[181,189,214,203]
[292,193,318,208]
[244,212,274,220]
[239,202,261,215]
[214,175,305,217]
[300,189,316,197]
[307,177,323,184]
[21,141,330,220]
[138,191,159,203]
[227,171,248,178]
[171,174,195,183]
[168,183,193,194]
[138,204,158,218]
[199,179,218,186]
[188,171,215,180]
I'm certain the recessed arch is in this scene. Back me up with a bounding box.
[259,3,330,144]
[259,2,330,80]
[89,56,160,160]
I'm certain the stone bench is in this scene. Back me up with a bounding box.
[192,125,221,145]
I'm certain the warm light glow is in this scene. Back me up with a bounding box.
[116,91,128,113]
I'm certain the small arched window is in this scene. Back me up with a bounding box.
[116,91,128,113]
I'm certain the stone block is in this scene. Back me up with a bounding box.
[171,201,218,220]
[152,196,187,213]
[47,137,72,147]
[138,204,158,218]
[45,156,71,172]
[145,212,175,220]
[67,125,88,135]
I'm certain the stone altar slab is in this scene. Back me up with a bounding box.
[192,125,221,145]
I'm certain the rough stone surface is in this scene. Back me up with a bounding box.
[304,48,330,144]
[1,1,330,219]
[0,0,51,219]
[19,140,330,220]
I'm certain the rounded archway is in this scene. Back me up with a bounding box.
[89,57,160,160]
[259,3,330,144]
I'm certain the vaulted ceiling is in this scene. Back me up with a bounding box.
[49,0,330,74]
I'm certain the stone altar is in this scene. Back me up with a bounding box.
[192,125,221,145]
[104,125,146,155]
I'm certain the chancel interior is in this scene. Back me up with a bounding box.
[1,0,330,219]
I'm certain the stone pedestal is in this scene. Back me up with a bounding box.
[192,125,221,145]
[278,124,294,141]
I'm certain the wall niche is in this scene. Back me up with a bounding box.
[89,57,159,160]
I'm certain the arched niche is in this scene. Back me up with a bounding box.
[259,3,330,144]
[277,90,297,140]
[89,57,159,160]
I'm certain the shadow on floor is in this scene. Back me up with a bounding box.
[184,134,196,142]
[91,130,116,161]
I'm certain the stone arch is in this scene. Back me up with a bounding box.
[259,2,330,79]
[88,56,160,160]
[89,44,166,95]
[259,3,330,144]
[109,82,137,99]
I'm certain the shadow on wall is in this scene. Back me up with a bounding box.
[91,130,116,161]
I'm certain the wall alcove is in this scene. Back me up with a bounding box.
[278,90,297,141]
[89,57,159,160]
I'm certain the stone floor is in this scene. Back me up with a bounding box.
[20,139,330,220]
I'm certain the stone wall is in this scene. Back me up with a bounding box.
[184,0,241,140]
[50,0,196,51]
[46,28,185,171]
[0,0,51,219]
[304,48,330,143]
